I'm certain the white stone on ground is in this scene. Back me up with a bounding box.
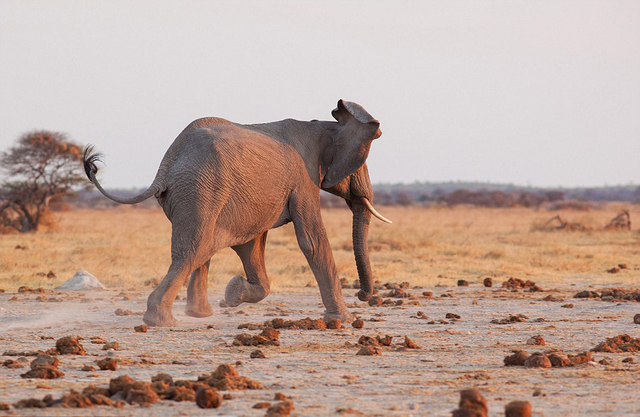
[56,270,106,290]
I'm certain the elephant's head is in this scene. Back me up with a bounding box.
[321,99,391,302]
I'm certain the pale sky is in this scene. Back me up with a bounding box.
[1,0,638,188]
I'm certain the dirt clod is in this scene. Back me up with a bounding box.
[234,329,280,347]
[115,308,133,316]
[251,350,266,359]
[21,365,64,379]
[102,341,120,350]
[502,278,541,292]
[197,364,264,390]
[253,402,272,409]
[504,350,531,366]
[523,352,551,368]
[368,296,383,306]
[266,400,294,416]
[591,334,640,353]
[97,358,118,371]
[195,387,222,409]
[457,280,469,287]
[356,346,381,356]
[326,319,342,329]
[492,314,528,324]
[352,319,364,329]
[446,313,461,320]
[403,336,420,349]
[526,335,545,346]
[56,336,86,355]
[505,400,532,417]
[483,278,493,287]
[634,314,640,324]
[134,325,148,333]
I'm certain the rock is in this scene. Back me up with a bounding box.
[58,390,94,408]
[81,365,96,372]
[634,314,640,324]
[2,359,24,368]
[526,335,545,346]
[56,270,106,291]
[356,346,381,356]
[250,350,266,359]
[568,351,593,365]
[368,296,383,307]
[261,317,326,330]
[352,319,364,329]
[446,313,461,320]
[452,410,486,417]
[274,393,289,401]
[102,341,119,351]
[126,382,159,406]
[134,324,148,333]
[266,400,294,416]
[422,291,433,298]
[607,267,620,274]
[457,280,469,287]
[30,354,59,369]
[197,364,263,390]
[502,278,540,291]
[56,336,86,355]
[326,319,342,329]
[504,350,531,366]
[574,290,600,299]
[14,398,47,408]
[548,353,570,367]
[21,365,64,379]
[97,358,117,371]
[114,308,133,316]
[505,400,532,417]
[0,403,8,410]
[483,278,493,287]
[561,303,574,308]
[376,335,393,346]
[524,352,551,368]
[195,387,222,409]
[491,314,528,324]
[403,336,420,349]
[458,388,488,414]
[591,334,640,353]
[109,375,137,395]
[253,402,272,409]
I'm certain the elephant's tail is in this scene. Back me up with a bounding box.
[82,145,165,205]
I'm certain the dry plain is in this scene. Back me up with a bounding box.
[1,205,639,416]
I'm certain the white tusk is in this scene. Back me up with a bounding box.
[362,198,393,224]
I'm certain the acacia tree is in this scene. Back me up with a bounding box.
[0,131,84,232]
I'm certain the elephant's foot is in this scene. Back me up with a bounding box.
[185,303,213,318]
[143,310,178,327]
[224,275,269,307]
[324,309,354,323]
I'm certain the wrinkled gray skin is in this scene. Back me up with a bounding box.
[83,100,390,327]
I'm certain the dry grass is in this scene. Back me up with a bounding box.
[1,204,639,290]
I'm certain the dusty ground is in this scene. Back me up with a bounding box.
[1,206,639,415]
[1,283,639,416]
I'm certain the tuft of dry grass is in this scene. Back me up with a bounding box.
[1,204,639,291]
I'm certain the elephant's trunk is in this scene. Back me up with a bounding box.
[352,200,373,301]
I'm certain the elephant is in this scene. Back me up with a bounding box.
[83,99,391,327]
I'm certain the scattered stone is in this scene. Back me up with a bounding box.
[82,365,96,372]
[502,278,541,292]
[0,403,8,410]
[607,267,620,274]
[591,334,640,353]
[233,329,280,347]
[126,382,160,406]
[574,290,600,299]
[97,358,117,371]
[135,324,148,333]
[250,350,266,359]
[21,365,64,379]
[56,270,106,290]
[253,402,272,409]
[422,291,433,298]
[326,319,342,329]
[542,294,564,302]
[491,314,528,324]
[30,354,59,369]
[504,351,531,366]
[403,336,420,349]
[115,308,133,316]
[561,303,574,308]
[446,313,461,320]
[368,296,383,307]
[452,388,488,417]
[376,335,393,346]
[274,393,289,401]
[533,388,544,397]
[523,352,551,368]
[505,400,532,417]
[526,335,545,346]
[622,357,635,363]
[457,280,469,287]
[195,387,222,409]
[483,278,493,287]
[102,341,120,351]
[3,359,24,368]
[266,400,294,417]
[197,364,264,390]
[351,319,364,329]
[634,314,640,324]
[548,353,570,367]
[258,317,327,330]
[90,336,107,344]
[56,336,86,355]
[356,346,381,356]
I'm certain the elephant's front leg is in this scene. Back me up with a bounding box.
[185,259,214,318]
[224,232,271,307]
[291,200,353,323]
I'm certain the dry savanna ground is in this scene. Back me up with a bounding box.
[1,205,639,416]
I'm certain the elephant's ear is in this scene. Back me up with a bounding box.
[322,100,381,189]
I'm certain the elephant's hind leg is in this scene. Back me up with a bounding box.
[225,232,271,307]
[185,259,213,318]
[143,260,193,327]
